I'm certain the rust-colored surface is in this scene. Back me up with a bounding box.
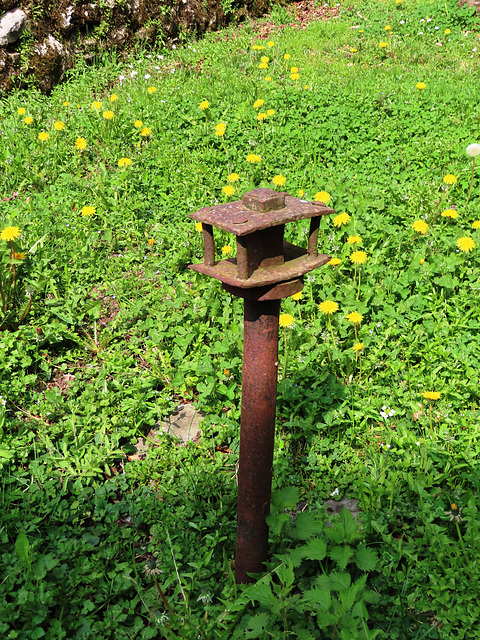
[190,243,331,288]
[223,278,303,301]
[235,298,280,584]
[189,188,334,236]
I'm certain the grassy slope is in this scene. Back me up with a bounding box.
[1,0,480,637]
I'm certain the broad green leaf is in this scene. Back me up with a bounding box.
[302,537,327,561]
[354,545,378,572]
[243,578,276,607]
[301,586,331,610]
[330,571,351,592]
[325,509,359,545]
[245,612,269,639]
[275,561,294,588]
[329,544,354,569]
[294,511,323,540]
[272,486,300,509]
[14,532,30,566]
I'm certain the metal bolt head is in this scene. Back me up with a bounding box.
[242,189,285,213]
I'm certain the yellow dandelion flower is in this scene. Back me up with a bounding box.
[81,206,96,217]
[422,391,441,400]
[441,209,459,219]
[14,252,25,260]
[353,342,364,352]
[420,258,425,264]
[38,132,50,142]
[103,110,114,120]
[385,25,391,30]
[134,120,143,129]
[297,189,304,197]
[91,101,102,111]
[17,107,26,115]
[291,292,302,301]
[457,236,475,252]
[227,173,239,183]
[110,94,118,102]
[24,117,33,124]
[350,48,357,53]
[267,109,275,116]
[333,212,351,227]
[472,220,480,229]
[199,100,209,110]
[412,220,428,234]
[314,191,331,203]
[246,154,261,163]
[256,112,267,121]
[222,185,235,196]
[279,313,295,327]
[0,226,21,241]
[290,73,300,80]
[443,174,457,184]
[272,175,286,186]
[222,245,232,256]
[379,42,388,48]
[252,45,265,50]
[259,62,268,69]
[54,121,65,131]
[75,137,87,150]
[261,56,269,63]
[140,127,152,137]
[318,300,339,315]
[63,101,71,106]
[148,238,155,247]
[148,86,157,94]
[329,258,342,266]
[347,311,363,324]
[195,222,203,233]
[416,82,426,90]
[267,41,274,47]
[290,67,299,73]
[265,76,272,82]
[215,122,226,136]
[284,54,291,60]
[350,251,367,265]
[118,157,132,167]
[347,235,362,244]
[253,99,265,108]
[445,28,451,34]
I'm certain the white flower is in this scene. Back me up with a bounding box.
[130,70,138,77]
[467,143,480,157]
[144,73,151,79]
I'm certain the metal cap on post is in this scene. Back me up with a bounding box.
[189,189,334,582]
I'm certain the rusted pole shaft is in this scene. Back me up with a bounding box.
[235,297,281,584]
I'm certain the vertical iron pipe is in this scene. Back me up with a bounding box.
[235,297,281,583]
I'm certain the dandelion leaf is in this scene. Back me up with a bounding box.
[354,545,378,572]
[329,544,354,569]
[245,612,269,639]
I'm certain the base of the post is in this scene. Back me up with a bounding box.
[235,298,280,584]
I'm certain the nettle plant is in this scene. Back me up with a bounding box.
[231,487,380,640]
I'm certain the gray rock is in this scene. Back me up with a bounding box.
[160,403,204,443]
[0,8,26,46]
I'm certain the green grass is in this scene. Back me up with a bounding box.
[2,0,480,637]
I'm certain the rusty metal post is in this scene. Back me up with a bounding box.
[235,298,280,583]
[188,188,334,585]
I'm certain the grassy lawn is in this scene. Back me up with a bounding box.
[1,0,480,637]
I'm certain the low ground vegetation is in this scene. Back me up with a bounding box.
[1,0,480,637]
